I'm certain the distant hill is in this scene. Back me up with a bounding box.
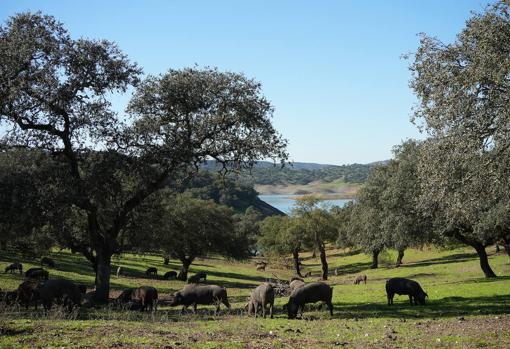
[202,159,386,197]
[182,171,284,217]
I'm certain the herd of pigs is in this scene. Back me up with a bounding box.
[1,259,429,319]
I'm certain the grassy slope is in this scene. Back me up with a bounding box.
[1,247,510,348]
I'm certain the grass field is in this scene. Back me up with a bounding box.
[1,246,509,348]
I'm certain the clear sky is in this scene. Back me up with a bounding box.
[0,0,490,165]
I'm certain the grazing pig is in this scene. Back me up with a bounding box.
[286,282,333,319]
[386,277,428,306]
[131,286,158,311]
[247,283,274,318]
[170,284,230,314]
[115,288,135,307]
[77,284,87,294]
[17,280,42,309]
[5,262,22,274]
[145,267,157,276]
[289,278,305,292]
[163,271,177,280]
[256,261,267,271]
[187,271,207,284]
[81,291,96,308]
[38,279,82,311]
[40,257,55,268]
[354,275,367,285]
[25,268,49,280]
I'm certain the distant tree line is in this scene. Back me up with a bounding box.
[237,163,376,186]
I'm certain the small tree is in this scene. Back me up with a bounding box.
[153,194,248,280]
[382,140,434,266]
[258,215,307,276]
[292,197,337,280]
[348,165,392,269]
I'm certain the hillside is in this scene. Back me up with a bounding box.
[204,160,383,197]
[1,246,509,348]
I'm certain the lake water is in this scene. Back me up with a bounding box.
[258,194,352,214]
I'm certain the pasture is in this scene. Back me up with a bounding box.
[1,246,509,348]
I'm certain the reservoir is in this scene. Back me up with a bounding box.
[258,194,352,214]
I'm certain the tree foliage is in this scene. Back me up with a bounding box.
[148,194,246,280]
[0,12,288,301]
[409,1,510,277]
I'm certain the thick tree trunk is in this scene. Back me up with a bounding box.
[396,249,405,267]
[164,256,169,265]
[504,243,510,258]
[177,257,194,281]
[454,232,497,278]
[473,244,497,278]
[502,236,510,258]
[94,248,113,303]
[318,243,328,280]
[292,247,303,277]
[370,250,379,269]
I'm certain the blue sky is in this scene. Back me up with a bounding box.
[0,1,490,165]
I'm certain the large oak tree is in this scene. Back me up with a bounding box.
[0,13,287,301]
[409,1,510,277]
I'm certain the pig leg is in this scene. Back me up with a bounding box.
[222,297,231,310]
[326,301,333,316]
[180,305,187,315]
[269,303,273,319]
[387,292,394,305]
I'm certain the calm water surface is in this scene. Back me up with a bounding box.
[259,194,352,214]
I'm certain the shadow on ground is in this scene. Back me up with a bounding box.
[401,253,478,269]
[333,294,510,320]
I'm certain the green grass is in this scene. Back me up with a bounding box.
[1,246,510,348]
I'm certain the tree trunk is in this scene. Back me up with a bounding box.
[311,249,316,258]
[495,243,500,253]
[163,256,169,265]
[454,232,497,278]
[502,236,510,258]
[292,247,303,277]
[396,249,405,267]
[318,243,328,280]
[370,250,379,269]
[177,257,194,281]
[473,243,497,278]
[94,247,113,303]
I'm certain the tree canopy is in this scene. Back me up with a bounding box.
[409,1,510,277]
[0,12,288,301]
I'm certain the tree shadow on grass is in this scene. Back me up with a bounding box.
[203,270,268,284]
[331,262,372,276]
[326,249,362,259]
[400,253,478,269]
[448,275,510,285]
[333,294,510,320]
